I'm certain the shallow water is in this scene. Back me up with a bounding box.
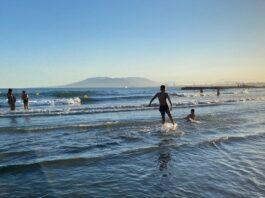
[0,87,265,197]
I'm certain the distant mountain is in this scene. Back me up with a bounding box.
[63,77,160,88]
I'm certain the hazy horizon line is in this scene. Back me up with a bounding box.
[0,80,264,89]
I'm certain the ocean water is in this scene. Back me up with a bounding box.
[0,87,265,197]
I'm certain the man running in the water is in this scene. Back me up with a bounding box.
[149,85,175,125]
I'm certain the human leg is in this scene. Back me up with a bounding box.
[165,109,174,124]
[159,108,166,124]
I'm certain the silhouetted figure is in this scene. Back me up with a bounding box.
[149,85,175,125]
[217,88,220,96]
[7,88,16,111]
[200,89,204,96]
[21,90,29,110]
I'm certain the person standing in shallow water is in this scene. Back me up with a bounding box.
[7,88,16,111]
[217,88,220,96]
[149,85,175,125]
[21,90,29,110]
[200,88,204,96]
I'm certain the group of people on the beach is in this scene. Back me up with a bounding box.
[6,85,198,124]
[6,89,29,111]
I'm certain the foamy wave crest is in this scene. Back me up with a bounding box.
[224,89,250,95]
[0,97,81,108]
[172,92,222,98]
[0,96,264,118]
[29,97,81,106]
[0,103,214,117]
[172,93,199,97]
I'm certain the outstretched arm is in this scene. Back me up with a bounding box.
[149,93,158,106]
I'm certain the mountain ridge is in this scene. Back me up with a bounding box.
[62,77,160,88]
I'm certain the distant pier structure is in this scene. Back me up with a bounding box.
[181,85,263,90]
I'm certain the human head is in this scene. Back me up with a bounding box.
[191,109,195,114]
[160,85,165,92]
[22,90,26,94]
[8,88,12,93]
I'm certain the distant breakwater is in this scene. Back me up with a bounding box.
[181,85,265,90]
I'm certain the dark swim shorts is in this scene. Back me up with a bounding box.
[23,99,29,104]
[159,105,169,113]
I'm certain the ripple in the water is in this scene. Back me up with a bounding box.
[1,87,265,197]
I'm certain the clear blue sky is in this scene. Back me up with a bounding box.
[0,0,264,87]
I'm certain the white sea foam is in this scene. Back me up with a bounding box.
[0,97,81,107]
[0,89,265,118]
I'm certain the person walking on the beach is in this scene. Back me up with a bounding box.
[149,85,175,125]
[21,90,29,110]
[7,88,16,111]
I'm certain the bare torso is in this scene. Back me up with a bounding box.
[187,114,196,120]
[157,92,168,106]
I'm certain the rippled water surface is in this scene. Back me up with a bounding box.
[0,87,265,197]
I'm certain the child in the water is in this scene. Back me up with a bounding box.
[185,109,196,121]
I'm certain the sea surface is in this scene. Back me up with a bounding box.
[0,87,265,198]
